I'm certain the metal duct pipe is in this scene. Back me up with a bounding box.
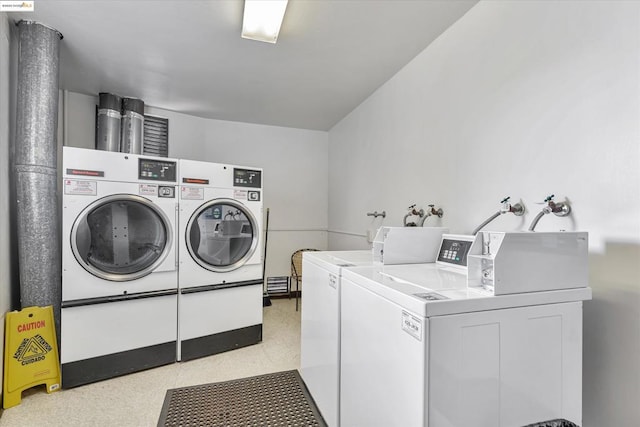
[13,20,63,340]
[96,92,121,151]
[121,97,144,154]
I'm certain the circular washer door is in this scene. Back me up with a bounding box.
[71,194,173,282]
[186,198,259,273]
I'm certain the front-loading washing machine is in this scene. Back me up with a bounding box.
[178,159,263,361]
[61,146,179,388]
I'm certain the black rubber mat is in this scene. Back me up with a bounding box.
[158,370,327,427]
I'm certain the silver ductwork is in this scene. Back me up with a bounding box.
[96,92,122,152]
[121,97,144,154]
[13,20,63,339]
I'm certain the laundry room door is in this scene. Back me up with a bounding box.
[186,198,259,272]
[71,194,174,281]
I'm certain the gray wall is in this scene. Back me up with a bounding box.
[61,92,329,280]
[328,1,640,425]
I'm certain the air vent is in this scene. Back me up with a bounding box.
[143,115,169,157]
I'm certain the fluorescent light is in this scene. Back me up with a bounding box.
[242,0,288,44]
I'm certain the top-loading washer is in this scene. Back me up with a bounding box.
[300,250,373,427]
[300,227,449,427]
[61,146,179,388]
[339,232,592,427]
[178,158,263,361]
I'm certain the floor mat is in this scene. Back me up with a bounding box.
[158,370,327,427]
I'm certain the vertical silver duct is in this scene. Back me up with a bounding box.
[13,21,63,338]
[96,92,121,151]
[121,97,144,154]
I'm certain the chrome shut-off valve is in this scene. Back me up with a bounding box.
[528,194,571,231]
[500,196,524,216]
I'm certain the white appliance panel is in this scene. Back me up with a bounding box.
[61,295,177,363]
[178,285,263,341]
[300,259,341,427]
[429,302,583,426]
[340,277,427,427]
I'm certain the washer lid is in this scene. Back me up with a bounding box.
[186,198,259,273]
[71,194,173,282]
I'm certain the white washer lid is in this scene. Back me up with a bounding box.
[342,265,592,318]
[303,250,373,275]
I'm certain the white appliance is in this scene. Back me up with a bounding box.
[178,159,263,361]
[300,227,447,427]
[340,232,591,427]
[300,250,373,427]
[61,146,179,388]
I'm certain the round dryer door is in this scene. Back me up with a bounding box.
[186,198,259,272]
[71,194,173,282]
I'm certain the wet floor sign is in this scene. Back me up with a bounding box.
[3,306,61,409]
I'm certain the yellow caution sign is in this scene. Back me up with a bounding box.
[3,306,61,409]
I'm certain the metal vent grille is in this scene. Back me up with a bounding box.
[143,114,169,157]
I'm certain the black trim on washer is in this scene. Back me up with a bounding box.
[180,279,263,295]
[180,324,262,362]
[61,289,178,308]
[62,341,176,389]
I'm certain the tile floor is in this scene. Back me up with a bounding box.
[0,298,301,427]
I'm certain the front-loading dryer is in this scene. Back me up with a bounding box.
[61,146,179,388]
[178,159,263,361]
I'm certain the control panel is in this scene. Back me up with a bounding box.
[138,158,177,182]
[436,236,475,267]
[234,168,262,188]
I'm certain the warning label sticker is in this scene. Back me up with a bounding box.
[139,184,158,196]
[64,179,97,196]
[13,334,52,366]
[181,186,204,200]
[401,311,422,341]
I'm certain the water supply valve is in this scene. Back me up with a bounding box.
[403,204,424,227]
[500,196,524,216]
[427,204,444,218]
[528,194,571,231]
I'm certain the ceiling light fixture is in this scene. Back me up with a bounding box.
[241,0,289,44]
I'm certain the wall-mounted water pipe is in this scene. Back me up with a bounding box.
[418,204,444,226]
[528,194,571,231]
[403,204,424,227]
[472,196,525,235]
[367,210,386,219]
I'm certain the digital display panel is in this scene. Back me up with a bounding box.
[139,158,177,182]
[233,168,261,188]
[437,238,474,266]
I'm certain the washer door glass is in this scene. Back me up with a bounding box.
[72,194,172,281]
[187,199,258,272]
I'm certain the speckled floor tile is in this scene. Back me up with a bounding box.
[0,298,300,427]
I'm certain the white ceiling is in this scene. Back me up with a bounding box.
[10,0,477,131]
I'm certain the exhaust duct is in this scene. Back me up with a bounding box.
[96,92,122,151]
[121,97,144,154]
[13,20,63,340]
